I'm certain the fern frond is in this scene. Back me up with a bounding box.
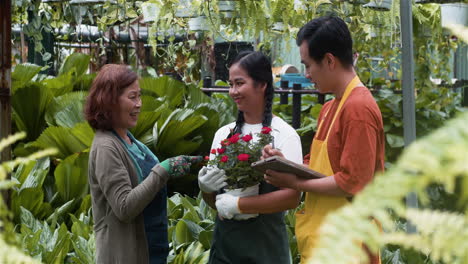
[0,132,25,152]
[1,148,57,176]
[0,238,40,264]
[382,209,468,264]
[0,133,58,263]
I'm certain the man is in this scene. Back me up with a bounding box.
[263,16,384,264]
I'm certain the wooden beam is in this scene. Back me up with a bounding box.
[0,0,12,206]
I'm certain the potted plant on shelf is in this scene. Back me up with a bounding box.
[208,127,274,219]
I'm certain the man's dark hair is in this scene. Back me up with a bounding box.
[296,16,354,68]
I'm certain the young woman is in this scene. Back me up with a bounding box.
[85,64,202,264]
[198,51,303,263]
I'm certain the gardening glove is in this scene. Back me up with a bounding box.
[215,193,240,220]
[198,166,227,193]
[159,155,203,179]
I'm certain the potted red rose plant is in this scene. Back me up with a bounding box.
[208,127,273,218]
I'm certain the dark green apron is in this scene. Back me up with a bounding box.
[208,182,290,264]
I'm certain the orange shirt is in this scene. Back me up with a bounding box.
[313,86,385,195]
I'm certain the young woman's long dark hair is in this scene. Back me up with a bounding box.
[229,51,274,134]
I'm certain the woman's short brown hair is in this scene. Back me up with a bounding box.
[84,64,138,130]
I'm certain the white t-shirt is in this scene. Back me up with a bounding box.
[210,116,303,164]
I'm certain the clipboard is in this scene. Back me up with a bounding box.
[251,155,326,179]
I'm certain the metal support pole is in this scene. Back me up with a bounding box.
[0,0,12,206]
[317,93,325,105]
[280,80,289,105]
[203,76,212,97]
[400,0,418,233]
[292,83,302,129]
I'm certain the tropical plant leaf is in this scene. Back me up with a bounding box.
[12,160,37,191]
[70,212,92,240]
[212,93,237,126]
[12,187,50,222]
[71,122,95,148]
[46,199,75,224]
[141,95,165,112]
[42,223,71,264]
[11,63,43,93]
[20,206,42,233]
[183,241,205,264]
[198,230,213,250]
[130,111,162,140]
[45,91,87,128]
[12,82,54,142]
[185,84,211,108]
[58,53,90,79]
[69,235,96,264]
[189,103,221,154]
[386,134,405,148]
[140,76,185,108]
[153,108,207,159]
[30,126,90,159]
[173,219,193,247]
[41,72,74,96]
[16,157,50,192]
[54,152,89,202]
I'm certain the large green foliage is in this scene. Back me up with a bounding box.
[12,82,54,142]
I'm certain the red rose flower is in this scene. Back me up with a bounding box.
[204,156,210,161]
[221,139,230,146]
[261,127,272,134]
[210,149,217,154]
[242,134,253,142]
[237,153,250,161]
[229,134,240,144]
[217,148,226,154]
[220,155,229,163]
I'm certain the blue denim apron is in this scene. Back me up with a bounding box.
[116,131,169,264]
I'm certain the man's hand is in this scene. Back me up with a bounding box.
[262,144,285,160]
[264,169,302,190]
[215,193,240,220]
[198,166,227,193]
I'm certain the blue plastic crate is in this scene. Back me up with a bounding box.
[275,73,313,88]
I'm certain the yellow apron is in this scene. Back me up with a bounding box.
[295,76,380,263]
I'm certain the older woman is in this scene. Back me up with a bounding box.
[85,64,201,264]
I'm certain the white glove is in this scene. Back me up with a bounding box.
[198,166,227,193]
[215,193,240,220]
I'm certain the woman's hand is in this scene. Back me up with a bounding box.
[262,144,285,159]
[159,155,203,178]
[198,166,227,193]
